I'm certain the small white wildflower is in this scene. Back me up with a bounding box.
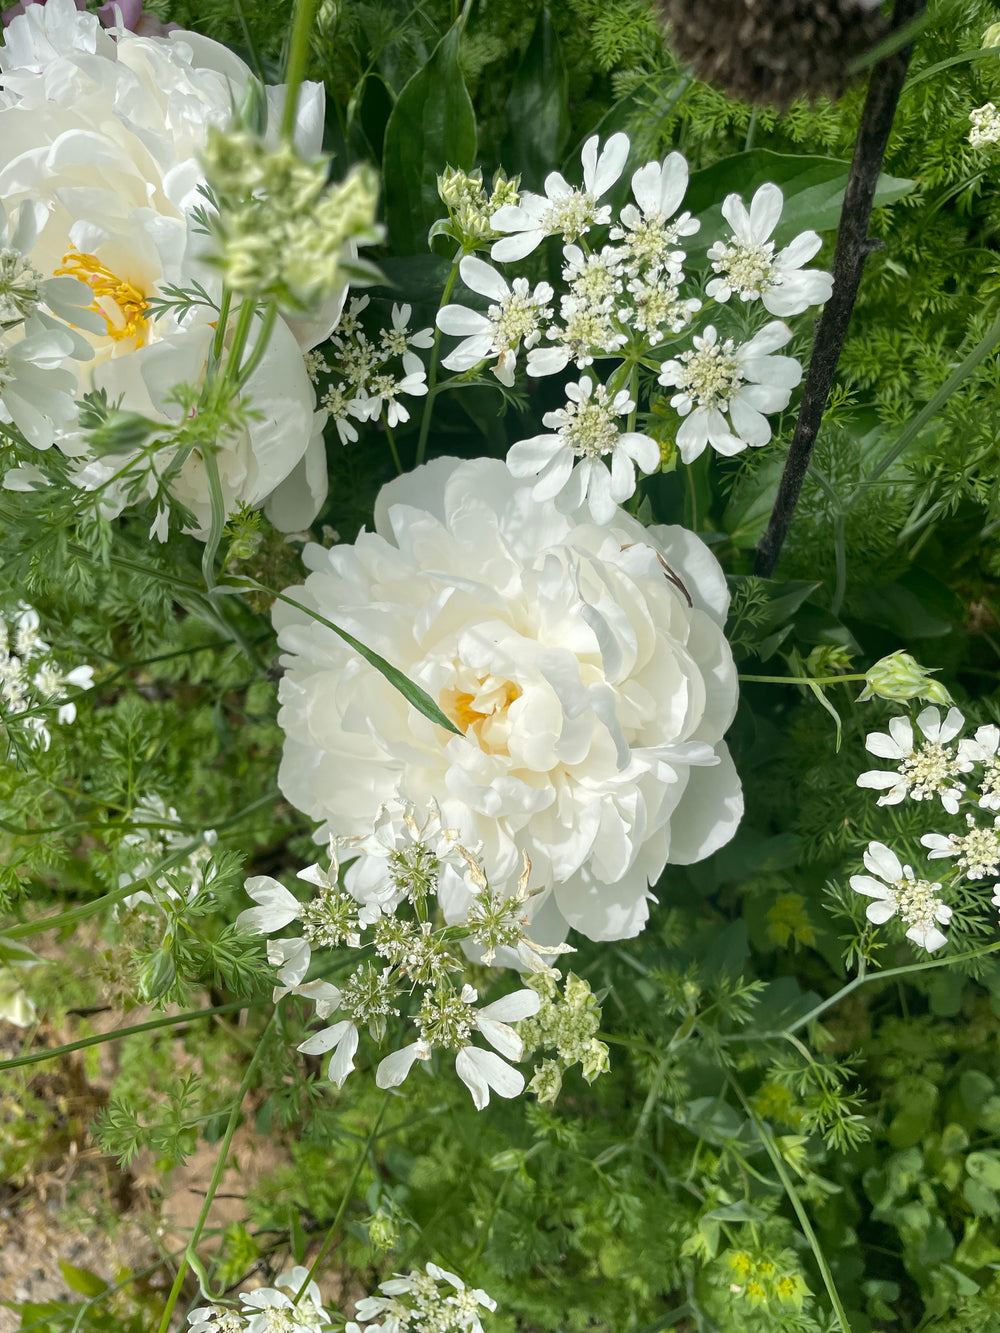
[379,302,434,359]
[562,243,625,305]
[609,151,700,275]
[355,1262,496,1333]
[526,293,628,377]
[320,382,366,444]
[623,272,701,344]
[303,349,329,383]
[922,814,1000,881]
[490,132,630,261]
[437,256,553,386]
[705,183,833,316]
[506,376,659,523]
[187,1306,247,1333]
[959,722,1000,811]
[657,321,802,462]
[354,353,428,427]
[239,1267,329,1333]
[970,102,1000,148]
[857,706,971,814]
[850,840,952,952]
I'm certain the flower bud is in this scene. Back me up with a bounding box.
[437,165,485,210]
[858,650,951,705]
[983,22,1000,48]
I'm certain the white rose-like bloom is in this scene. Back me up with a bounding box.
[273,457,742,943]
[0,0,335,534]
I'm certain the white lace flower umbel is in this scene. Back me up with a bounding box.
[609,152,700,276]
[437,256,553,386]
[850,840,952,952]
[505,377,659,523]
[490,132,630,262]
[857,706,971,814]
[657,321,802,463]
[922,814,1000,881]
[705,183,833,316]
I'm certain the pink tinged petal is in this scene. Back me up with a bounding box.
[459,254,510,302]
[748,182,784,240]
[864,840,902,882]
[437,305,492,337]
[506,433,562,477]
[857,769,905,791]
[455,1047,524,1110]
[297,1019,353,1055]
[375,1042,428,1089]
[866,899,898,925]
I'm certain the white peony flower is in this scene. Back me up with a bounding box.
[850,840,952,952]
[272,456,742,942]
[0,321,79,447]
[857,706,972,815]
[657,321,802,463]
[490,132,630,262]
[609,151,700,276]
[437,255,552,387]
[705,183,833,317]
[505,377,660,524]
[0,0,336,533]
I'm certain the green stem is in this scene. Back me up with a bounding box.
[415,255,463,467]
[234,296,279,390]
[222,298,259,391]
[200,445,227,591]
[728,1077,853,1333]
[280,0,318,141]
[210,287,234,369]
[738,673,868,686]
[293,1091,390,1301]
[156,1010,277,1333]
[384,421,403,474]
[0,999,264,1074]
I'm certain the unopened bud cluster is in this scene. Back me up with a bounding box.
[434,165,520,250]
[517,970,610,1104]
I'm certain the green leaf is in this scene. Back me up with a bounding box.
[0,936,41,968]
[382,17,477,254]
[967,1151,1000,1191]
[685,150,915,253]
[59,1263,108,1299]
[501,10,569,190]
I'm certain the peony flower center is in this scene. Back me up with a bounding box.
[890,871,944,933]
[441,673,522,756]
[55,250,150,346]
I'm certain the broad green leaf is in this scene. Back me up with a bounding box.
[685,150,915,253]
[382,18,477,254]
[501,10,569,190]
[59,1263,108,1298]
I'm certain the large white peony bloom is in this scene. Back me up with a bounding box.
[273,457,742,943]
[0,0,336,534]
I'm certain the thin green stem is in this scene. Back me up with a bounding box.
[157,1010,277,1333]
[234,297,279,389]
[281,0,318,141]
[415,255,463,466]
[384,421,403,474]
[293,1091,390,1301]
[0,999,264,1074]
[738,673,868,686]
[728,1078,852,1333]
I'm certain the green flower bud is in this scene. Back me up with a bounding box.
[983,22,1000,47]
[858,650,951,705]
[437,165,484,210]
[528,1059,563,1105]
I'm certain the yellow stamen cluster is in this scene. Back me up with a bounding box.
[55,250,149,345]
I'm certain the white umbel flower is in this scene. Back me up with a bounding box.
[850,840,952,952]
[705,183,833,316]
[657,321,801,463]
[437,255,553,386]
[490,132,630,262]
[609,152,700,276]
[959,722,1000,810]
[273,456,742,943]
[970,102,1000,149]
[857,706,971,814]
[922,814,1000,881]
[355,1262,496,1333]
[506,377,659,524]
[354,352,428,427]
